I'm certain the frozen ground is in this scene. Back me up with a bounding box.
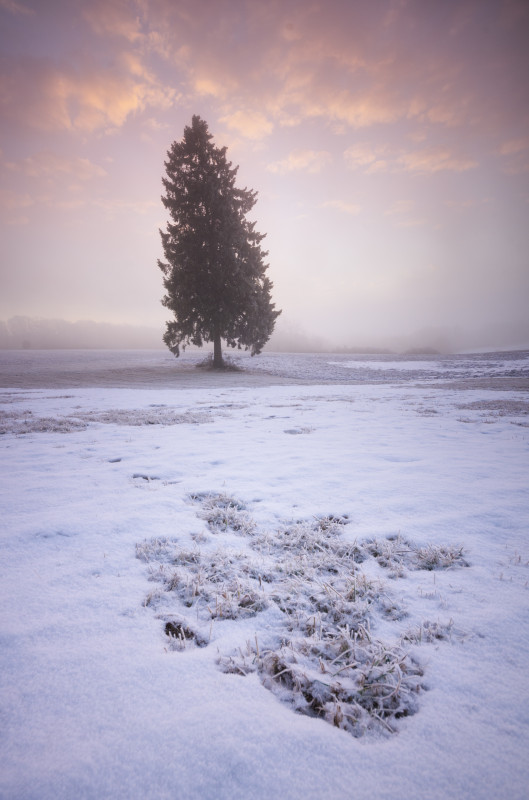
[1,350,528,799]
[1,347,528,390]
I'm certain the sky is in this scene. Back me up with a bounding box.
[0,0,528,352]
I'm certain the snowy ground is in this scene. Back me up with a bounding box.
[1,351,528,799]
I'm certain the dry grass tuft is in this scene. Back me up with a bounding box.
[0,409,87,435]
[138,492,469,739]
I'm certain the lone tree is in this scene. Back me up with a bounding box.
[158,115,280,368]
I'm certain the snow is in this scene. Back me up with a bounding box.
[1,350,528,799]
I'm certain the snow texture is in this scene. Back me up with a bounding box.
[1,350,528,799]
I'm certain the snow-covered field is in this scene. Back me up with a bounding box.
[1,350,528,799]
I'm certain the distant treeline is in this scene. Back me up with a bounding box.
[0,317,166,350]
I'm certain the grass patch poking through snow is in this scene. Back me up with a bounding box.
[0,409,87,435]
[137,494,469,739]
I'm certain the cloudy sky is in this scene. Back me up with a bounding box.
[1,0,528,351]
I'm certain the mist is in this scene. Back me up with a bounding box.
[2,316,528,355]
[0,317,165,351]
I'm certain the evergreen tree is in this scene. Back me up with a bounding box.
[158,115,280,368]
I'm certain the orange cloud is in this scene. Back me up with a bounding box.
[3,0,526,167]
[85,0,523,158]
[220,110,273,140]
[344,142,477,176]
[344,143,381,169]
[397,147,478,174]
[267,149,332,174]
[0,56,176,133]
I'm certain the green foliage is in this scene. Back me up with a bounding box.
[158,115,280,365]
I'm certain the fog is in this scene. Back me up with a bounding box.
[2,316,528,355]
[0,317,165,351]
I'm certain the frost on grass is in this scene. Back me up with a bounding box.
[402,619,456,644]
[0,406,212,434]
[138,494,469,739]
[363,534,468,576]
[456,398,529,425]
[0,409,87,435]
[457,399,529,416]
[188,492,257,535]
[136,538,267,621]
[220,627,424,737]
[76,408,212,426]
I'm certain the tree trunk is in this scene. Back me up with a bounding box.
[213,332,223,368]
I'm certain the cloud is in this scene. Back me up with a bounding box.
[82,0,143,43]
[498,137,529,174]
[345,143,477,175]
[267,149,331,174]
[153,2,482,137]
[344,143,387,171]
[6,152,107,180]
[0,55,176,133]
[383,200,427,228]
[397,147,478,174]
[0,187,33,225]
[0,0,33,15]
[193,74,236,100]
[4,0,526,153]
[499,137,529,156]
[220,109,274,140]
[143,116,169,131]
[0,187,33,210]
[322,200,361,215]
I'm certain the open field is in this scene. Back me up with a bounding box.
[1,348,528,390]
[1,350,528,799]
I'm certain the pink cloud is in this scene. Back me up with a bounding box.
[344,143,382,169]
[82,0,143,43]
[345,142,477,175]
[267,149,332,174]
[0,187,33,210]
[6,151,107,180]
[0,55,176,133]
[220,110,274,140]
[397,147,478,174]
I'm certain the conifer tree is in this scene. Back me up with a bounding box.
[158,115,280,368]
